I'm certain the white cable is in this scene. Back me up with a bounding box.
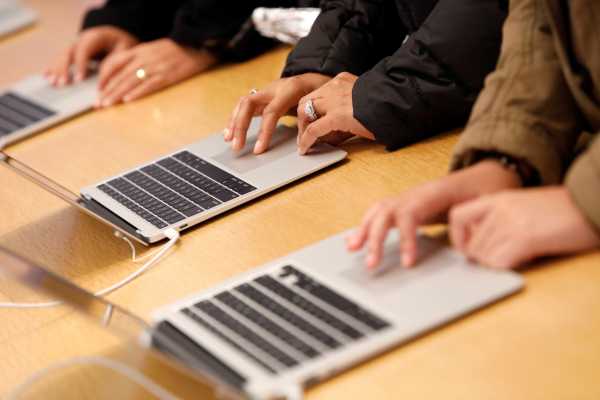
[5,356,179,400]
[0,229,180,309]
[118,233,165,264]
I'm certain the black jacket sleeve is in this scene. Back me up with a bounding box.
[170,0,321,61]
[168,0,274,61]
[282,0,415,78]
[84,0,320,62]
[353,0,506,150]
[82,0,185,42]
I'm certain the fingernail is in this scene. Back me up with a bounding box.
[223,128,231,140]
[253,140,263,154]
[102,99,112,108]
[402,253,411,268]
[347,241,359,252]
[366,253,376,268]
[74,73,83,83]
[232,137,240,150]
[346,234,357,246]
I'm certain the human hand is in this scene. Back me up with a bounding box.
[297,72,375,155]
[449,186,600,269]
[225,73,331,154]
[45,26,139,86]
[96,38,217,107]
[346,160,522,268]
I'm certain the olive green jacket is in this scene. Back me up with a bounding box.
[451,0,600,231]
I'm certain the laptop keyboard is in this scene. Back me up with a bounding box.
[171,265,391,375]
[0,92,56,136]
[96,151,256,229]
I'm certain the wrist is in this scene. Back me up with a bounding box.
[477,159,524,187]
[448,159,523,204]
[187,47,219,69]
[472,150,539,186]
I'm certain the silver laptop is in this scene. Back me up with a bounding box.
[1,119,347,244]
[0,0,36,38]
[0,74,97,148]
[0,231,523,399]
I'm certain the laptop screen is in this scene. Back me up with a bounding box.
[0,247,243,399]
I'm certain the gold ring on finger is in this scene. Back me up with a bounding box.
[135,67,148,81]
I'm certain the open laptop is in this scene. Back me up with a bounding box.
[0,231,523,399]
[0,0,36,38]
[0,74,97,148]
[1,119,347,244]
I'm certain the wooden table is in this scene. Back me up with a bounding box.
[2,1,600,399]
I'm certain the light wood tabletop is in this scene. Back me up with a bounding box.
[2,1,600,399]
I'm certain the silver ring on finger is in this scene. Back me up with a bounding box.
[304,98,319,122]
[249,88,258,95]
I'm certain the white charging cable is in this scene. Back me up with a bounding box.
[5,356,179,400]
[0,229,180,309]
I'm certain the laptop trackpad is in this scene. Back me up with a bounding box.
[339,238,453,303]
[211,126,297,174]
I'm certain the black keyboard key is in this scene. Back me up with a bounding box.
[0,92,55,133]
[125,170,202,217]
[158,157,238,202]
[3,93,55,118]
[281,266,390,331]
[0,124,10,136]
[0,103,36,126]
[173,151,256,195]
[106,178,185,224]
[0,96,46,122]
[181,308,277,374]
[195,300,299,368]
[255,276,363,340]
[141,164,221,210]
[152,321,247,390]
[219,177,256,195]
[0,116,21,133]
[97,184,167,228]
[215,291,320,359]
[235,283,341,350]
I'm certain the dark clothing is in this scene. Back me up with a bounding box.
[282,0,507,151]
[82,0,319,62]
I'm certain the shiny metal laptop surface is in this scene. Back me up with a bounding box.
[0,75,97,148]
[81,119,347,243]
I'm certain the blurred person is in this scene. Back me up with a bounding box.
[347,0,600,270]
[226,0,507,154]
[45,0,318,107]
